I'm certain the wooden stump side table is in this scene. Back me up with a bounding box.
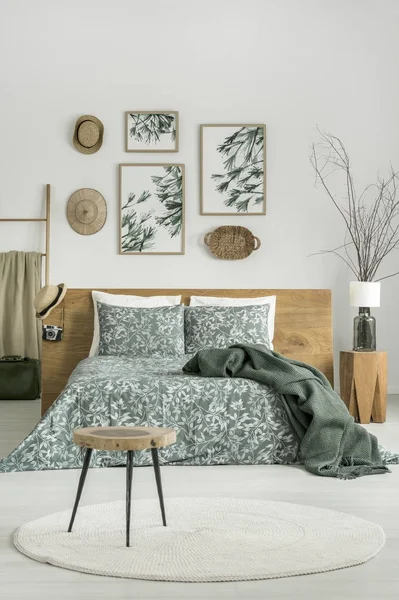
[339,351,387,424]
[67,426,176,547]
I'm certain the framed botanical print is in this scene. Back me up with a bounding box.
[119,163,185,254]
[200,124,266,215]
[125,111,179,152]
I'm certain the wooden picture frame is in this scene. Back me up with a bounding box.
[200,124,266,216]
[125,111,179,152]
[119,163,185,255]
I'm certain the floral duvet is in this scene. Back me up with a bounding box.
[0,355,299,472]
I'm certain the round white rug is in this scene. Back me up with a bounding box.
[14,497,385,582]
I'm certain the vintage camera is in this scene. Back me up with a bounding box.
[42,325,63,342]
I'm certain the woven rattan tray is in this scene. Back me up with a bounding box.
[204,226,261,260]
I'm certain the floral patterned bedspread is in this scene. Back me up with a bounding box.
[0,355,299,472]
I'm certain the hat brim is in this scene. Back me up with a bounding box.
[67,189,107,235]
[73,115,104,155]
[36,284,68,320]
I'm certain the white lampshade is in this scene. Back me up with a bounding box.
[349,281,380,307]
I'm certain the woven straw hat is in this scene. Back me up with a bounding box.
[67,188,107,235]
[73,115,104,154]
[34,284,67,320]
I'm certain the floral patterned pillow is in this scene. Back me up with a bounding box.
[184,304,270,354]
[97,302,184,357]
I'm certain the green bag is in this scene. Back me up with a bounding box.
[0,356,41,400]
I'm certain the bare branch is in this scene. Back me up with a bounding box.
[375,268,399,282]
[308,247,359,278]
[310,127,399,282]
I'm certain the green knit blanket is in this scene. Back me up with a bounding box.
[183,344,391,479]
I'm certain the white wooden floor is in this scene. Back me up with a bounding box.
[0,398,41,458]
[0,399,399,600]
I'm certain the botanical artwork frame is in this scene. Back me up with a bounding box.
[119,163,185,255]
[200,124,266,215]
[125,111,179,152]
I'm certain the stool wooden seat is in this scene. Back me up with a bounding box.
[73,426,176,452]
[67,426,176,547]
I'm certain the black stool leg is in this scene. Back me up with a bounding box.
[68,447,92,532]
[126,450,134,547]
[151,447,166,526]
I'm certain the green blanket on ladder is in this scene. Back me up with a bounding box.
[183,344,396,479]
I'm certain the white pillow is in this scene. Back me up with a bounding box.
[89,291,182,357]
[189,295,276,349]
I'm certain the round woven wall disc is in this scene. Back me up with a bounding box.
[67,188,107,235]
[77,121,100,148]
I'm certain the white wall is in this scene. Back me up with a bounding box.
[1,0,399,389]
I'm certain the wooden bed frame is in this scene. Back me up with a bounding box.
[42,289,333,415]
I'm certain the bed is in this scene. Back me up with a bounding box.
[0,289,334,472]
[41,288,334,414]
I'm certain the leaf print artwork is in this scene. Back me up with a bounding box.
[212,127,264,212]
[129,114,176,145]
[201,124,266,215]
[152,166,183,238]
[120,164,185,254]
[126,112,178,152]
[121,192,155,252]
[121,190,152,210]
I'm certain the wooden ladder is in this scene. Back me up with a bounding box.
[0,184,51,284]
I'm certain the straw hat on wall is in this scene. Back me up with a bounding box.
[67,188,107,235]
[34,284,67,319]
[73,115,104,154]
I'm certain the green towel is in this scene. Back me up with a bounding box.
[183,344,390,479]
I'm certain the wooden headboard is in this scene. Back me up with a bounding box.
[42,289,333,415]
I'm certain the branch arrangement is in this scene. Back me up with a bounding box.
[129,114,176,145]
[121,207,156,253]
[152,166,183,238]
[211,127,264,212]
[310,128,399,282]
[121,166,183,252]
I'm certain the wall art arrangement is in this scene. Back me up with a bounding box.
[69,112,266,256]
[125,111,179,153]
[119,163,185,255]
[200,124,266,215]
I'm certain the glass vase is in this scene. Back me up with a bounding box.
[353,307,376,351]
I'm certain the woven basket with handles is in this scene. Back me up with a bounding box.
[204,226,261,260]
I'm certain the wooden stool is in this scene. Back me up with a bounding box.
[67,426,176,547]
[339,351,387,424]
